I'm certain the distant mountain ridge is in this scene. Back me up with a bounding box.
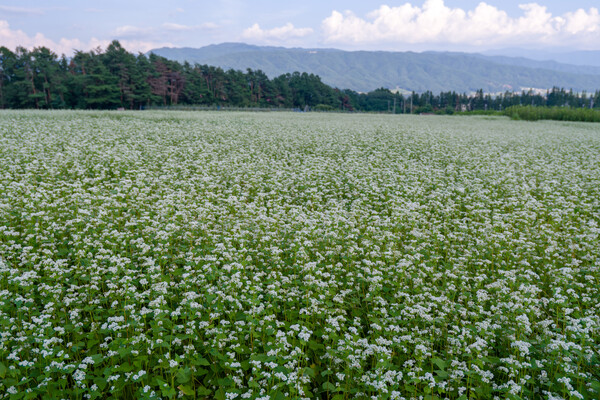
[149,43,600,93]
[481,48,600,68]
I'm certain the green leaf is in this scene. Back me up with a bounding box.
[404,384,416,393]
[271,391,286,400]
[432,357,446,371]
[176,367,192,384]
[0,362,6,379]
[322,381,336,391]
[93,378,107,391]
[178,385,194,396]
[90,354,104,364]
[309,341,325,351]
[217,377,233,387]
[118,362,134,373]
[156,378,167,388]
[214,388,226,400]
[117,347,131,358]
[164,387,177,399]
[196,386,212,396]
[195,357,210,366]
[8,390,24,399]
[24,392,39,400]
[435,370,448,379]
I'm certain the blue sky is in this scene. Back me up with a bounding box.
[1,1,599,55]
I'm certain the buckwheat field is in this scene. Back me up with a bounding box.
[1,111,599,400]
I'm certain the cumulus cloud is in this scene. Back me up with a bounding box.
[242,23,313,43]
[0,20,171,55]
[322,0,600,48]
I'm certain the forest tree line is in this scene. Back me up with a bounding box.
[1,40,599,113]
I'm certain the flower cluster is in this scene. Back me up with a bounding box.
[0,110,599,399]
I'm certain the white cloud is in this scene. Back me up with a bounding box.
[0,20,171,55]
[242,23,313,43]
[322,0,600,48]
[162,23,192,31]
[110,23,219,44]
[562,7,600,34]
[0,5,44,15]
[162,22,218,32]
[112,25,153,38]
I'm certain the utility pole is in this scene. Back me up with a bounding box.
[410,96,413,114]
[393,97,396,114]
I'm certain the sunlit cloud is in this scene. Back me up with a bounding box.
[322,0,600,48]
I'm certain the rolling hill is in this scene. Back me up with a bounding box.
[149,43,600,93]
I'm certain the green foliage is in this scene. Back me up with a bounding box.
[415,104,434,114]
[1,41,599,114]
[313,104,336,111]
[457,110,502,116]
[504,105,600,122]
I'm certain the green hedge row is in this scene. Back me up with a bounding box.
[503,105,600,122]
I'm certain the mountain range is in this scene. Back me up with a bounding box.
[149,43,600,93]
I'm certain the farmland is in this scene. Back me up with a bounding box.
[1,111,599,399]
